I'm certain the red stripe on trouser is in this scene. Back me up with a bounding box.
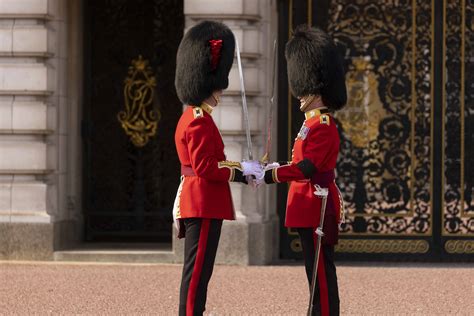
[313,231,329,316]
[186,219,210,315]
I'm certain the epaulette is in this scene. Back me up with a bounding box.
[193,107,204,119]
[320,114,330,125]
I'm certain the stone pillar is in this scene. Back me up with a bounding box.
[0,0,75,260]
[175,0,279,265]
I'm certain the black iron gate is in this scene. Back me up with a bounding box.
[82,0,183,242]
[277,0,473,261]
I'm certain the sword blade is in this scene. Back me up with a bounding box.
[308,189,328,315]
[235,40,253,160]
[262,39,277,164]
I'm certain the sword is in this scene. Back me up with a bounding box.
[261,39,277,164]
[235,40,253,160]
[308,184,329,316]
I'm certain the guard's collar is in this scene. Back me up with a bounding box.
[304,107,329,120]
[200,102,214,115]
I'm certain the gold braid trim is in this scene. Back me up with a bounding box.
[304,108,324,120]
[200,102,214,115]
[229,168,235,181]
[218,161,242,181]
[272,168,280,183]
[218,160,242,169]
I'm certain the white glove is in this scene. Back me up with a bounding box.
[241,160,264,179]
[250,162,279,188]
[264,162,280,171]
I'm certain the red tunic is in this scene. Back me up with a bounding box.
[265,108,344,245]
[174,105,245,221]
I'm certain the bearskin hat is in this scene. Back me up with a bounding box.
[175,21,235,106]
[285,25,347,110]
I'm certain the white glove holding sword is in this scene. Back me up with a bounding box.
[242,161,280,188]
[241,160,264,187]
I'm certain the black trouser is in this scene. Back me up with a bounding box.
[297,228,340,316]
[179,218,222,316]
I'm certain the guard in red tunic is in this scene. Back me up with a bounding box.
[173,20,262,316]
[262,26,347,316]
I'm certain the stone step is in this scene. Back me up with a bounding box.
[54,244,178,264]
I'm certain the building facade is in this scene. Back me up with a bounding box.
[0,0,472,264]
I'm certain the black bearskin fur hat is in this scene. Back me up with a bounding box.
[175,21,235,105]
[285,25,347,110]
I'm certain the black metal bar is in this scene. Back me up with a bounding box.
[313,0,330,29]
[277,0,300,259]
[432,0,444,259]
[83,0,93,241]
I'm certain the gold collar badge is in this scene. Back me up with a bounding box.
[305,108,327,120]
[200,102,214,115]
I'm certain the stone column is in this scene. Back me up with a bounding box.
[0,0,74,260]
[175,0,279,265]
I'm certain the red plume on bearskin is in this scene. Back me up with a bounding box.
[209,39,223,71]
[175,21,235,106]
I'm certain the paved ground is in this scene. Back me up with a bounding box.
[1,262,473,315]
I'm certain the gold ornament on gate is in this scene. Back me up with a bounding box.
[118,55,160,147]
[335,56,387,148]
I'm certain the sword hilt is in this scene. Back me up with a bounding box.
[314,184,329,198]
[315,227,324,237]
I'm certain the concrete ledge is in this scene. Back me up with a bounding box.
[54,249,176,264]
[0,220,279,265]
[0,169,53,175]
[0,222,53,260]
[0,14,53,20]
[0,90,53,96]
[0,52,53,58]
[0,129,54,135]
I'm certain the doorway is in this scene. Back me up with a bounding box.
[82,0,184,243]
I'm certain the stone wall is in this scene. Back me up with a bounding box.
[0,0,280,264]
[0,0,79,260]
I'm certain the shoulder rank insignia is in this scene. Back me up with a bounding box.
[297,124,310,140]
[320,114,330,125]
[193,107,204,119]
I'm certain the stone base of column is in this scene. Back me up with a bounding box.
[54,219,83,251]
[0,222,54,260]
[0,219,83,260]
[172,217,280,265]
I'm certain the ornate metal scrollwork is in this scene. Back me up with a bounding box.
[329,0,433,235]
[443,0,474,235]
[445,240,474,254]
[118,55,160,147]
[336,239,429,253]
